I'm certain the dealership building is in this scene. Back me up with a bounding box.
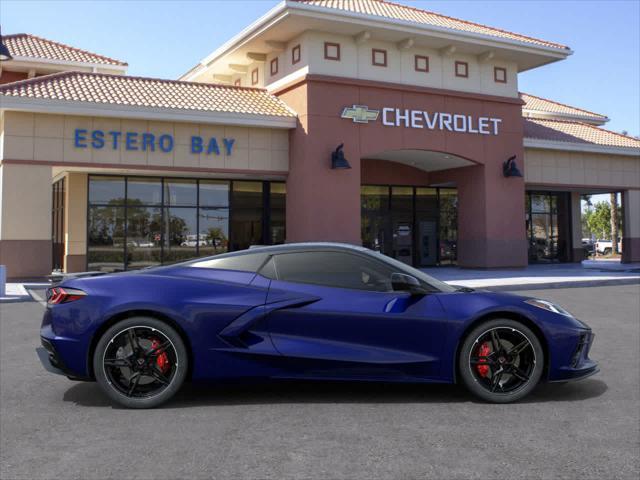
[1,0,639,279]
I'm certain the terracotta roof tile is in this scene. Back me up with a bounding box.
[293,0,568,50]
[520,93,608,121]
[3,33,127,66]
[0,71,296,118]
[523,118,640,149]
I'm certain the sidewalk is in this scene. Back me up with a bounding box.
[0,283,49,303]
[423,263,640,291]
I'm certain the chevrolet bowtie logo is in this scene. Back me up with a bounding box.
[341,105,380,124]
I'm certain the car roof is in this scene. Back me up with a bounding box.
[243,242,369,255]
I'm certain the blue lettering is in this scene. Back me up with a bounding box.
[207,138,220,155]
[223,138,235,155]
[91,130,105,149]
[125,132,138,151]
[141,133,155,151]
[74,129,88,148]
[191,136,203,154]
[109,131,121,149]
[159,134,174,153]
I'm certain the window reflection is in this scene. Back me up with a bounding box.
[87,176,283,271]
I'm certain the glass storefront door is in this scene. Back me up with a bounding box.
[526,192,571,263]
[361,185,458,267]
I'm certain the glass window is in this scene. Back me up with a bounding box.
[200,180,230,207]
[87,206,125,272]
[231,181,264,250]
[127,177,162,206]
[270,183,286,245]
[199,208,230,257]
[163,208,199,264]
[126,206,162,269]
[361,186,389,213]
[89,176,125,205]
[273,251,395,292]
[164,179,197,207]
[190,251,270,272]
[438,189,458,265]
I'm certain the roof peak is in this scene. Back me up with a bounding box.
[520,92,608,120]
[290,0,569,50]
[3,32,128,67]
[0,70,270,94]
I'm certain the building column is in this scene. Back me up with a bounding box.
[0,163,53,279]
[622,189,640,263]
[64,172,88,273]
[570,192,585,262]
[454,164,528,268]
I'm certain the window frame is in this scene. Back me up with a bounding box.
[270,57,279,76]
[324,42,341,61]
[455,61,469,78]
[292,44,301,65]
[251,68,259,85]
[371,48,387,67]
[414,55,429,73]
[494,66,507,83]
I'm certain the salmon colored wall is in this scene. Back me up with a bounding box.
[277,75,527,268]
[361,159,431,186]
[0,70,28,85]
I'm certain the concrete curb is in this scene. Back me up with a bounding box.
[472,278,640,292]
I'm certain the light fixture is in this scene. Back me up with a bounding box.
[502,155,522,177]
[331,143,351,169]
[0,27,13,62]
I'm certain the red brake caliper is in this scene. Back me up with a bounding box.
[151,339,170,374]
[476,342,491,378]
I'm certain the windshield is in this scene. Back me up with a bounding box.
[365,249,458,293]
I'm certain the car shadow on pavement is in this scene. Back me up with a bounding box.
[62,378,608,409]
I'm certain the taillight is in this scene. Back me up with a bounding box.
[47,287,87,305]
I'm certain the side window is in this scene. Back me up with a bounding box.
[272,251,394,292]
[190,252,269,272]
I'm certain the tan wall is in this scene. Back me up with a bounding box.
[65,172,87,256]
[1,111,289,172]
[196,30,519,98]
[0,162,52,240]
[264,31,519,97]
[524,148,640,189]
[624,189,640,238]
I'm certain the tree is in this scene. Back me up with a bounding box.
[610,193,619,254]
[585,201,612,240]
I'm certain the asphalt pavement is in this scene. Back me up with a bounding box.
[1,285,638,479]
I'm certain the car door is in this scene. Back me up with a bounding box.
[261,250,450,381]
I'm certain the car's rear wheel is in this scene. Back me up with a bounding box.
[459,319,544,403]
[93,317,188,409]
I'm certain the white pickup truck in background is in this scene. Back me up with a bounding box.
[595,238,623,255]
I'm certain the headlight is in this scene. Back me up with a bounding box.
[524,298,573,317]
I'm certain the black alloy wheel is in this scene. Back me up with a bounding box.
[459,319,544,403]
[93,317,188,408]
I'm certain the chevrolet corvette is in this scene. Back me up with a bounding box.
[37,243,598,408]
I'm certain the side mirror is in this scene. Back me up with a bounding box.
[391,272,427,295]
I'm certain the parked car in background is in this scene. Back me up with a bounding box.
[581,238,595,257]
[595,238,622,255]
[181,234,209,247]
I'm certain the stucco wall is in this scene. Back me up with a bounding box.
[1,111,289,173]
[524,148,640,189]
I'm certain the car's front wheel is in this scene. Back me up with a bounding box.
[459,319,544,403]
[93,317,188,408]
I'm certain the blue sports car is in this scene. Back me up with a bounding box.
[37,243,598,408]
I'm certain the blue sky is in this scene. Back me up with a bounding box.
[2,0,639,136]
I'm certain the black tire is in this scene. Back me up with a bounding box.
[603,248,612,256]
[93,316,188,409]
[459,319,544,403]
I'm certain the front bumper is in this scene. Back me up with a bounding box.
[549,330,599,382]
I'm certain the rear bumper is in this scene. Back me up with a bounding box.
[37,334,91,381]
